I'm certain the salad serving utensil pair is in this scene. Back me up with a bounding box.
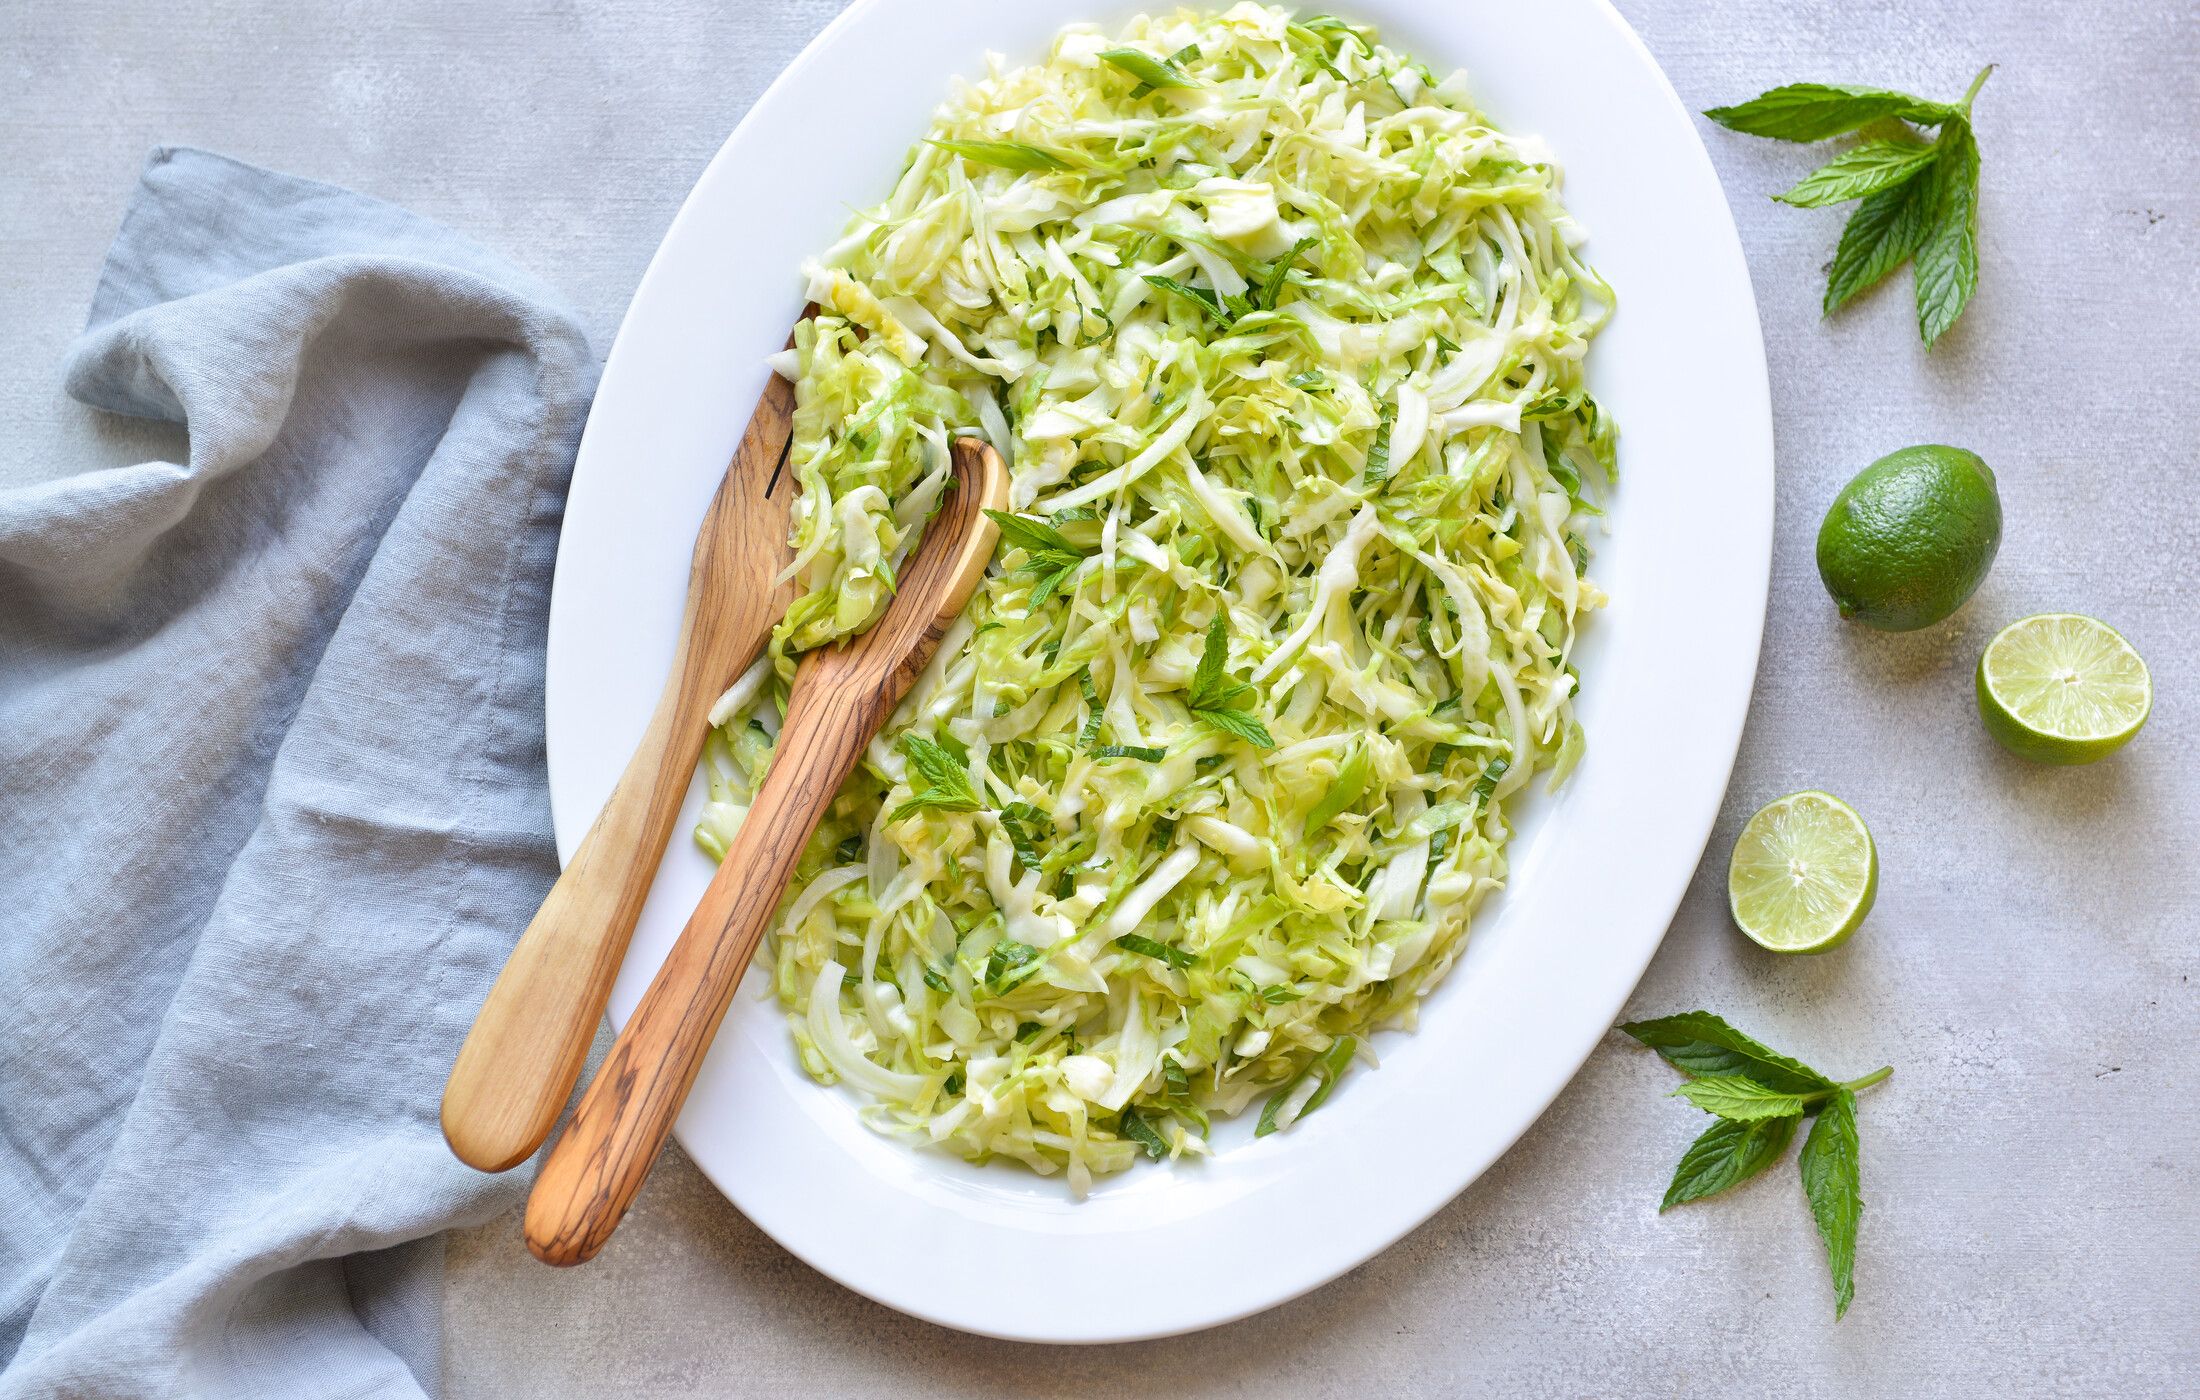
[440,337,1004,1262]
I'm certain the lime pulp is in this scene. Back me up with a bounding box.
[1976,614,2151,765]
[1727,791,1878,955]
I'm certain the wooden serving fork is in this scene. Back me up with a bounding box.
[524,436,1007,1265]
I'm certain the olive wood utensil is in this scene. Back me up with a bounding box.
[523,436,1007,1265]
[441,365,798,1174]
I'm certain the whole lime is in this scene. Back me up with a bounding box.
[1815,445,2002,631]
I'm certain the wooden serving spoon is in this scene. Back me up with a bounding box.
[441,365,799,1174]
[524,436,1007,1265]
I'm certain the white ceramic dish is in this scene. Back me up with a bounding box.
[546,0,1771,1343]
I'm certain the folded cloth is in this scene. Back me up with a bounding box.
[0,148,596,1399]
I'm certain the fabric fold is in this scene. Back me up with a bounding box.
[0,147,597,1399]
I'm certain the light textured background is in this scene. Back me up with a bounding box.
[4,1,2194,1395]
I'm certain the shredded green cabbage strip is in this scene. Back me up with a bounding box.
[698,3,1614,1193]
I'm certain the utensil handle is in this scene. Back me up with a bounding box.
[439,649,725,1173]
[441,375,795,1174]
[521,668,878,1264]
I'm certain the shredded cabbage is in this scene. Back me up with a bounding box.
[702,3,1614,1192]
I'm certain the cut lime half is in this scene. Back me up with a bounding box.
[1727,791,1877,955]
[1976,614,2152,765]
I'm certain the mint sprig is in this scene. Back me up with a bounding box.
[1622,1011,1891,1319]
[888,731,981,822]
[984,508,1093,606]
[1185,614,1276,748]
[1707,66,1992,347]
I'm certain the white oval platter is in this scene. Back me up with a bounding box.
[545,0,1772,1343]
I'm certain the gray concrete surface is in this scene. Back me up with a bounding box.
[5,1,2195,1394]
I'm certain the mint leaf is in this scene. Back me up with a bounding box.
[1254,1034,1357,1137]
[1251,235,1318,310]
[986,510,1093,607]
[1704,83,1958,142]
[1094,743,1166,762]
[1113,933,1198,969]
[1775,137,1939,207]
[1118,1106,1169,1160]
[1619,1011,1836,1094]
[1673,1076,1812,1122]
[1800,1088,1863,1318]
[929,139,1072,172]
[1100,47,1198,90]
[1184,614,1275,747]
[1523,389,1585,420]
[1470,754,1511,809]
[889,731,981,822]
[1363,399,1397,485]
[1077,667,1105,750]
[984,508,1082,559]
[982,939,1040,995]
[1662,1114,1800,1210]
[1823,172,1938,314]
[1196,705,1276,748]
[1143,274,1233,327]
[997,800,1050,871]
[1633,1012,1886,1318]
[1025,555,1081,606]
[1913,121,1981,348]
[1187,613,1236,710]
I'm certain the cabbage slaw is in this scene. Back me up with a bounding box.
[699,3,1614,1192]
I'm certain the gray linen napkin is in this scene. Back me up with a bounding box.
[0,147,596,1398]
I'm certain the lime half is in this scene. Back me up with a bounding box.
[1728,791,1878,954]
[1977,614,2152,764]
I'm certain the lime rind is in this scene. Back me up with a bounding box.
[1728,791,1878,954]
[1977,614,2151,765]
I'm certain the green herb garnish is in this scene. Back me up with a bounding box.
[1076,667,1105,750]
[983,939,1041,995]
[1118,1106,1170,1160]
[1094,743,1167,762]
[1705,66,1992,346]
[1141,273,1234,328]
[1254,1034,1358,1137]
[889,732,982,822]
[1184,613,1276,748]
[985,508,1092,606]
[1622,1011,1892,1318]
[1113,933,1198,969]
[1470,754,1511,807]
[1363,398,1397,485]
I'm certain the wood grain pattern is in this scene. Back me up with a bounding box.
[523,437,1007,1265]
[440,358,798,1174]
